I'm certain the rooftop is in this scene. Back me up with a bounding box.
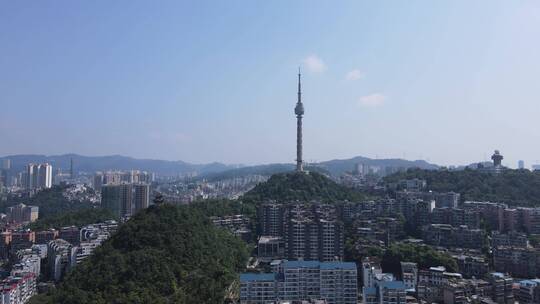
[519,279,540,286]
[363,287,377,295]
[379,280,406,290]
[258,236,283,244]
[283,260,356,270]
[320,262,356,270]
[240,273,277,282]
[429,266,446,272]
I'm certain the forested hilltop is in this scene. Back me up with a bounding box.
[27,208,117,230]
[242,171,365,203]
[29,204,248,304]
[5,185,94,219]
[385,168,540,206]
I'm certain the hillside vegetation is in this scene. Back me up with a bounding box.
[6,185,93,218]
[29,204,248,304]
[27,208,117,230]
[190,198,256,218]
[381,243,458,274]
[385,168,540,206]
[242,171,365,203]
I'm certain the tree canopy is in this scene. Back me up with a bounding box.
[29,204,248,304]
[385,168,540,206]
[243,171,365,203]
[5,185,93,219]
[381,243,458,275]
[190,198,256,218]
[27,208,117,230]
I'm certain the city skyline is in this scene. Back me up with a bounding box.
[2,1,540,167]
[4,3,540,303]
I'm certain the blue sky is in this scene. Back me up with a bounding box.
[1,1,540,167]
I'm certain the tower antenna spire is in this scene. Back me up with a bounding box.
[298,67,301,104]
[295,69,304,172]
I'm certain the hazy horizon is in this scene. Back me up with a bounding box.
[2,1,540,168]
[0,152,521,170]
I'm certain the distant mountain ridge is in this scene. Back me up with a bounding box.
[0,154,438,177]
[317,156,438,176]
[0,154,237,176]
[201,157,438,179]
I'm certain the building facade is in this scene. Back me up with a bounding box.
[133,183,150,214]
[101,184,133,218]
[47,239,77,282]
[240,260,357,304]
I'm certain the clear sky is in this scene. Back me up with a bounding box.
[2,1,540,167]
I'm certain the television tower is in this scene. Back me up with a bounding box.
[295,69,304,172]
[70,157,74,179]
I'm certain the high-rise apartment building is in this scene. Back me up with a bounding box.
[0,272,37,304]
[25,163,52,190]
[133,184,150,213]
[258,204,344,261]
[120,184,133,216]
[101,184,133,218]
[487,272,514,304]
[37,164,52,188]
[0,159,11,188]
[240,260,357,304]
[258,203,286,237]
[2,159,11,170]
[93,174,104,192]
[93,170,153,190]
[26,164,37,190]
[101,183,150,217]
[6,203,39,223]
[47,239,77,282]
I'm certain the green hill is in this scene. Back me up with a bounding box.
[385,168,540,207]
[242,171,365,203]
[29,204,248,304]
[27,208,117,230]
[5,185,93,219]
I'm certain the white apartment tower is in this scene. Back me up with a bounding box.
[26,163,52,190]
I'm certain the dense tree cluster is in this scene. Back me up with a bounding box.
[198,164,332,182]
[344,218,457,277]
[381,243,458,275]
[385,168,540,206]
[5,185,93,219]
[29,204,248,304]
[191,198,256,218]
[27,208,117,230]
[243,171,365,203]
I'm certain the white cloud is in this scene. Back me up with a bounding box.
[345,69,365,81]
[302,55,326,73]
[358,93,387,107]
